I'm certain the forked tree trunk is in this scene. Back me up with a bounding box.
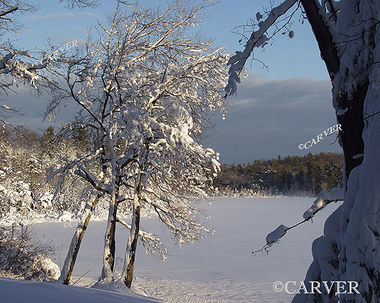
[59,195,100,284]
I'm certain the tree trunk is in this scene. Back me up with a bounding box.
[293,1,379,302]
[299,0,366,183]
[299,0,339,76]
[99,188,118,283]
[59,195,100,284]
[335,81,368,183]
[119,171,143,289]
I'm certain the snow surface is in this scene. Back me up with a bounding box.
[24,197,340,303]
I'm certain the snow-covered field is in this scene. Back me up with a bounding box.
[26,197,340,302]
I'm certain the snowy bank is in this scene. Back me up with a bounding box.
[0,277,160,303]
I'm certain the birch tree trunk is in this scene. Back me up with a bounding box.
[120,197,141,288]
[59,195,100,284]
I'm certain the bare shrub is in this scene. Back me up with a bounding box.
[0,223,60,281]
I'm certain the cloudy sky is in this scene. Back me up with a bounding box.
[207,78,341,163]
[3,0,342,163]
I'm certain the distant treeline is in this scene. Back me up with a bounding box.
[214,153,344,196]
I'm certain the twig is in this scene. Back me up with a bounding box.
[71,269,91,286]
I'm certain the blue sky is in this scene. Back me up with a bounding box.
[5,0,341,163]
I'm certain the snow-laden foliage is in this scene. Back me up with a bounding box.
[46,0,227,287]
[0,136,49,217]
[303,186,343,220]
[252,186,344,255]
[0,224,59,281]
[265,224,288,246]
[0,2,42,95]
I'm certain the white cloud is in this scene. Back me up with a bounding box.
[26,12,76,22]
[78,11,100,18]
[42,12,76,19]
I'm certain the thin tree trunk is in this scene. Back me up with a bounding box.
[120,196,141,288]
[59,194,100,284]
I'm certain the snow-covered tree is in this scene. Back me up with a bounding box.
[0,123,94,219]
[47,0,227,288]
[228,0,380,302]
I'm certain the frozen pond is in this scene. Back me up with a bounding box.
[32,197,340,303]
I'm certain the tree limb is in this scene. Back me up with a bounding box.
[0,6,18,18]
[226,0,298,95]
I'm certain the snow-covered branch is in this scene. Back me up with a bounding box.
[226,0,298,96]
[253,187,344,255]
[303,187,344,220]
[75,165,111,195]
